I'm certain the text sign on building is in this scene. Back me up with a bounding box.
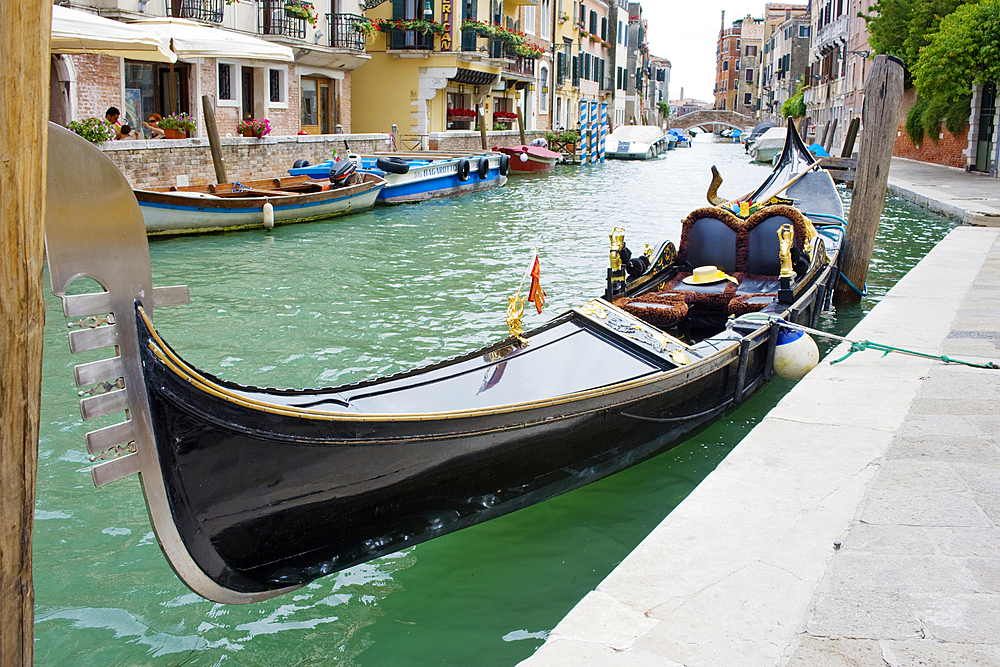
[441,0,452,51]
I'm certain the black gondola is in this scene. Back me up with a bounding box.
[45,120,845,604]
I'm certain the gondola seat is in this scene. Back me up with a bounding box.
[619,205,815,328]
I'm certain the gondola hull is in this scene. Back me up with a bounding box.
[45,120,844,604]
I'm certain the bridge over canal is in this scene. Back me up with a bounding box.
[671,110,753,132]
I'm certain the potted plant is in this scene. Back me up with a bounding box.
[158,112,196,139]
[237,117,271,138]
[67,117,116,144]
[283,0,317,26]
[513,41,545,59]
[559,129,579,152]
[354,18,376,39]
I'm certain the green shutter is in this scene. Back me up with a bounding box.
[391,0,405,49]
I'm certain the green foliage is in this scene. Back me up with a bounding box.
[945,96,972,135]
[905,96,930,144]
[863,0,970,78]
[913,0,1000,100]
[658,101,670,116]
[68,117,115,143]
[781,82,806,118]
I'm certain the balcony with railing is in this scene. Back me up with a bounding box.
[170,0,223,23]
[383,28,435,51]
[327,13,367,50]
[258,0,307,39]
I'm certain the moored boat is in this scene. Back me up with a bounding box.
[604,125,669,159]
[45,120,844,604]
[134,173,385,235]
[289,152,508,204]
[493,143,562,173]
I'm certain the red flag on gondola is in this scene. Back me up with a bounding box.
[527,254,546,314]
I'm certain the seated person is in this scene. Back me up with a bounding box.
[143,113,166,139]
[105,106,123,140]
[117,124,136,140]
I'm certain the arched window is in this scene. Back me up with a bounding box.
[540,66,549,110]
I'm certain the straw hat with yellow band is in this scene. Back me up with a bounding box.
[681,265,740,285]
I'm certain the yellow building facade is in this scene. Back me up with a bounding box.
[351,0,542,139]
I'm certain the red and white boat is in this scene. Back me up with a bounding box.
[494,144,562,173]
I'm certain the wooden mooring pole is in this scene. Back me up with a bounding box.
[516,107,527,145]
[476,105,489,151]
[0,1,51,664]
[834,55,905,305]
[202,95,228,184]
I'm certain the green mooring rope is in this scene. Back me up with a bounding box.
[767,317,1000,371]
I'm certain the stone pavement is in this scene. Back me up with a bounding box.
[521,227,1000,666]
[888,158,1000,226]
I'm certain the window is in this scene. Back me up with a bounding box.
[746,45,756,57]
[745,68,753,82]
[540,0,549,38]
[584,52,591,80]
[799,24,810,38]
[618,20,623,44]
[723,61,728,71]
[268,67,287,107]
[617,65,622,89]
[524,5,535,34]
[579,2,585,24]
[744,92,752,105]
[218,63,233,102]
[589,10,597,35]
[601,17,607,41]
[540,66,548,109]
[557,50,565,85]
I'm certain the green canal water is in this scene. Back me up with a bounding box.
[34,137,956,666]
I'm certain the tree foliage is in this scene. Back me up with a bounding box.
[781,81,806,118]
[912,0,1000,100]
[863,0,970,76]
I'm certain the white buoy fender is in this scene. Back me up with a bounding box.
[263,201,274,229]
[773,326,819,381]
[519,152,528,162]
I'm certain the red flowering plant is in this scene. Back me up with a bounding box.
[284,0,318,27]
[494,111,518,120]
[373,17,446,35]
[447,108,477,118]
[513,41,545,59]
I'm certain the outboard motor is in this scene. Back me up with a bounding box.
[329,159,357,188]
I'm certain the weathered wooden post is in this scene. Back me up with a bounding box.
[202,95,227,184]
[1,2,50,664]
[824,118,838,153]
[834,55,905,305]
[476,105,488,151]
[516,106,527,145]
[841,117,861,157]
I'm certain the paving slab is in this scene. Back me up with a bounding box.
[887,158,1000,226]
[521,227,1000,666]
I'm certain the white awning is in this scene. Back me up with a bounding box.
[130,18,294,62]
[51,6,177,63]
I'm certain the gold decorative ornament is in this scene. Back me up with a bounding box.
[778,224,795,279]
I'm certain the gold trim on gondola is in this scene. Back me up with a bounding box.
[138,306,714,424]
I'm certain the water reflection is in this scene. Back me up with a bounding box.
[34,136,955,666]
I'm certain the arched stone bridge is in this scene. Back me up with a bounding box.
[671,110,753,131]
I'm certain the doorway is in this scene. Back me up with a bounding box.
[974,82,996,173]
[242,67,255,121]
[300,76,337,134]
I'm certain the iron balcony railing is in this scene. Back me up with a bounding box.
[384,28,434,51]
[327,13,367,50]
[258,0,306,39]
[170,0,223,23]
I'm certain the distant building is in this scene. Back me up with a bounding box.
[670,92,709,117]
[759,4,809,120]
[714,11,741,110]
[647,54,671,125]
[733,15,763,117]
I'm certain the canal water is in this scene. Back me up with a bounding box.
[34,136,955,666]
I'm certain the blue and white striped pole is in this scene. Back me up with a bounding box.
[599,101,608,163]
[589,101,598,165]
[579,99,588,165]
